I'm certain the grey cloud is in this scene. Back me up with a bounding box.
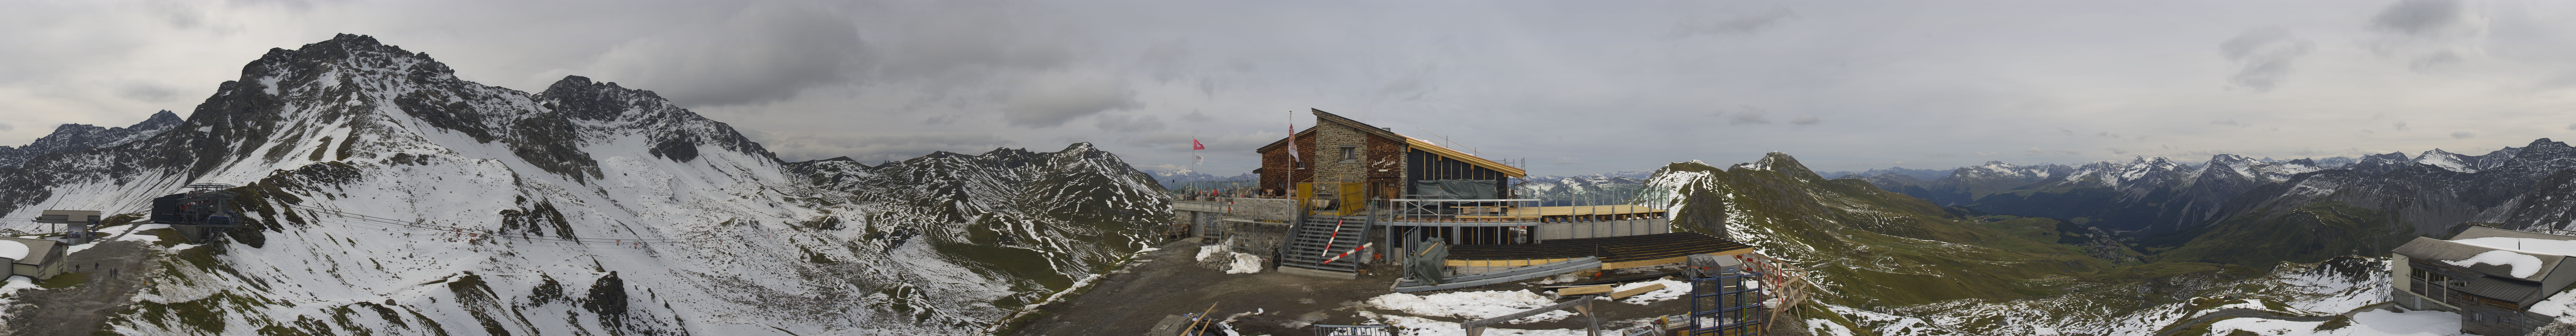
[2212,119,2238,126]
[1669,7,1795,37]
[2452,131,2475,139]
[2371,0,2469,37]
[1727,112,1771,125]
[1552,157,1581,164]
[117,82,178,102]
[2220,27,2313,92]
[2107,147,2130,155]
[1093,114,1166,133]
[1790,116,1820,125]
[2412,50,2463,70]
[2025,148,2081,156]
[752,132,1019,162]
[1003,70,1139,128]
[2565,123,2576,130]
[1180,110,1212,123]
[578,4,864,106]
[2394,121,2409,130]
[2058,128,2075,136]
[0,122,12,131]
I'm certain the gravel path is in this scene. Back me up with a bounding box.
[1006,239,1711,336]
[3,241,163,336]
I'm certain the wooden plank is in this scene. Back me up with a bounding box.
[1609,283,1666,300]
[1557,285,1615,296]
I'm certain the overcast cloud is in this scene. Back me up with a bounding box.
[8,1,2576,175]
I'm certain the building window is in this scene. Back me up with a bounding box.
[1340,146,1358,162]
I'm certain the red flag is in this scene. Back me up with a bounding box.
[1287,123,1299,162]
[1192,138,1205,150]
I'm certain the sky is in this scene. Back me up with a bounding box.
[6,0,2576,177]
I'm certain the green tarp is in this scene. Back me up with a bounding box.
[1414,179,1499,200]
[1408,241,1449,284]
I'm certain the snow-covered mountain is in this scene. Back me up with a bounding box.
[0,110,182,167]
[0,34,1168,336]
[1515,173,1647,204]
[1820,166,1950,180]
[1145,169,1253,182]
[1853,161,2070,207]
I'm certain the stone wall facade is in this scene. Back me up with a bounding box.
[1312,121,1371,183]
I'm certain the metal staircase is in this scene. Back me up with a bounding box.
[1277,215,1369,279]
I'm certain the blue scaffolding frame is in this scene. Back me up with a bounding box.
[1686,270,1767,336]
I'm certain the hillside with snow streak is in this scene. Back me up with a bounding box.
[1632,152,2400,335]
[0,34,1168,336]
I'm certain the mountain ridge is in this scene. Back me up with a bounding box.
[0,34,1170,336]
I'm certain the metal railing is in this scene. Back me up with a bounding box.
[1384,198,1543,223]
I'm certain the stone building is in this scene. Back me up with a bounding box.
[1253,108,1525,200]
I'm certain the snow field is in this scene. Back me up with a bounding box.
[1355,311,1589,336]
[2203,310,2457,336]
[1365,289,1574,324]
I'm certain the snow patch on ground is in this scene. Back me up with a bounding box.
[1614,279,1692,305]
[1807,319,1856,336]
[1227,253,1263,274]
[0,275,39,316]
[2204,310,2457,336]
[1196,243,1227,262]
[1361,311,1586,336]
[1366,289,1573,323]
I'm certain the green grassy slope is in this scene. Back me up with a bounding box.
[1644,153,2390,335]
[1645,153,2111,307]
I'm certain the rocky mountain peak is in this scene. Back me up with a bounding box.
[0,110,187,167]
[1739,152,1825,181]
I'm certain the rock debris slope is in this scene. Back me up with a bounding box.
[0,34,1168,336]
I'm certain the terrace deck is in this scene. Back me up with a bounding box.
[1444,232,1752,269]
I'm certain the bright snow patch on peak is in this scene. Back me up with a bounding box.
[2444,250,2545,278]
[2448,237,2576,257]
[2418,150,2476,173]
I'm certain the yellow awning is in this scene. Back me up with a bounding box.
[1404,136,1525,177]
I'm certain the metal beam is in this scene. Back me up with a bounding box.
[1395,257,1599,292]
[1464,296,1597,336]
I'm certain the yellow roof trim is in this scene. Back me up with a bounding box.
[1404,136,1526,177]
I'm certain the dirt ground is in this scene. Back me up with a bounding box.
[1008,239,1808,336]
[3,240,163,336]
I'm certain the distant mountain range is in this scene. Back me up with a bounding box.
[1145,169,1255,183]
[0,110,182,167]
